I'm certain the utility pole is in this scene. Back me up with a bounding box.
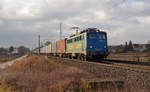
[60,23,62,40]
[38,35,40,55]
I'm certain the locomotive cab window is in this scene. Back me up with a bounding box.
[99,34,106,39]
[89,34,96,39]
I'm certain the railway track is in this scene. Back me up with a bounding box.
[48,56,150,73]
[42,55,150,91]
[97,59,150,73]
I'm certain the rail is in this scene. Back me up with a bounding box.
[46,55,150,74]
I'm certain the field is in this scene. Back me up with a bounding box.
[107,52,150,62]
[0,55,148,92]
[0,55,101,92]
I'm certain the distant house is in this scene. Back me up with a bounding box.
[32,48,39,53]
[148,41,150,44]
[109,44,148,53]
[11,48,19,54]
[109,45,124,53]
[109,47,116,53]
[133,44,147,52]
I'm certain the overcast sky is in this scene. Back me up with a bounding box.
[0,0,149,48]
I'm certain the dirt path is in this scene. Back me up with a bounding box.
[0,55,27,69]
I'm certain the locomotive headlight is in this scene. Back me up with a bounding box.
[90,45,93,48]
[104,45,107,48]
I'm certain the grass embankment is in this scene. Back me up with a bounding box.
[0,55,126,92]
[0,86,12,92]
[0,58,13,64]
[108,52,150,62]
[0,86,19,92]
[147,51,150,61]
[0,55,97,92]
[0,62,4,64]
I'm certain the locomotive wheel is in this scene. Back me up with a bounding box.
[77,55,80,60]
[80,55,86,61]
[69,56,72,59]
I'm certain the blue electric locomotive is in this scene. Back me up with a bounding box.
[66,28,109,60]
[86,28,109,59]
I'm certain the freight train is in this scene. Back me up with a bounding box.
[33,28,109,60]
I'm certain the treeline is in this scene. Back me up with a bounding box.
[0,46,30,55]
[125,40,150,52]
[124,40,134,52]
[109,40,150,53]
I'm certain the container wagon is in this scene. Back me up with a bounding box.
[33,28,109,61]
[41,46,46,55]
[56,39,66,57]
[51,42,57,56]
[44,43,52,55]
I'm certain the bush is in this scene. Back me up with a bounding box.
[0,85,19,92]
[147,51,150,61]
[147,50,150,56]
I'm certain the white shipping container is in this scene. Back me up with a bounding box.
[52,42,56,53]
[48,44,52,53]
[45,45,48,54]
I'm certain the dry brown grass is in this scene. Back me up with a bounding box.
[0,55,97,92]
[0,55,140,92]
[108,52,150,62]
[0,58,13,64]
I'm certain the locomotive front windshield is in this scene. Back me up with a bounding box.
[88,33,106,40]
[89,34,96,39]
[99,34,106,40]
